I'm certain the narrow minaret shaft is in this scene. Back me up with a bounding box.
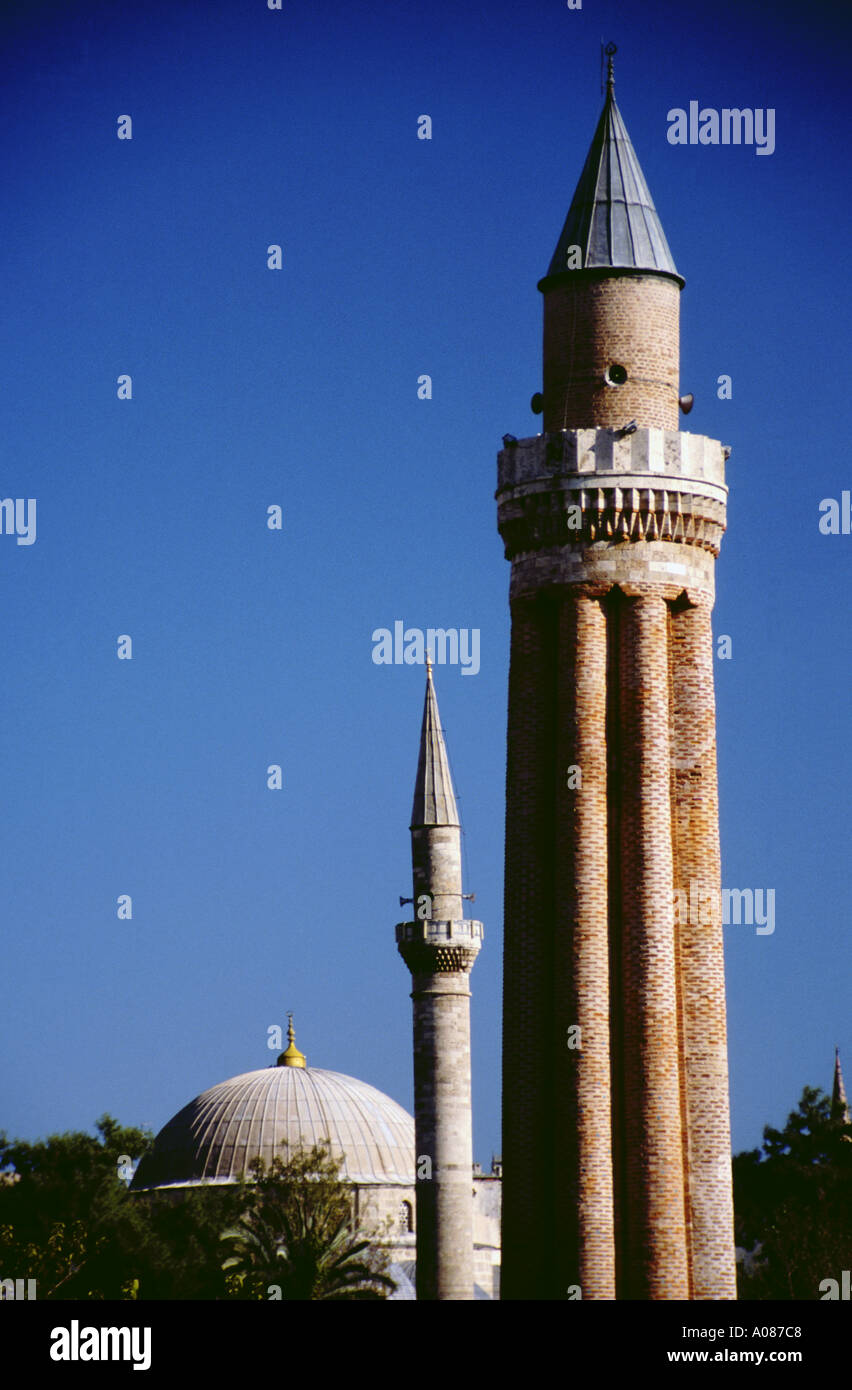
[409,971,474,1300]
[396,662,482,1300]
[411,824,463,923]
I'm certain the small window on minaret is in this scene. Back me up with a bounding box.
[605,364,628,385]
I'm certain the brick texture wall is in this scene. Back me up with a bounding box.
[553,594,615,1298]
[501,580,736,1299]
[670,600,737,1299]
[501,594,558,1300]
[615,593,690,1298]
[541,273,680,432]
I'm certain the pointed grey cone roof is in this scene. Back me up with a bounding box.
[410,659,460,828]
[544,81,681,283]
[832,1048,850,1124]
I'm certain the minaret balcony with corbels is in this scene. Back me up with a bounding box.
[496,427,729,604]
[396,918,483,974]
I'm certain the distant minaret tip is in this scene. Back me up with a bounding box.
[411,656,459,828]
[832,1046,850,1124]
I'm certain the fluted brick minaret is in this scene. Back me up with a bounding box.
[497,50,737,1300]
[396,658,483,1300]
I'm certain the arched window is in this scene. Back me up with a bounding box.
[399,1199,414,1234]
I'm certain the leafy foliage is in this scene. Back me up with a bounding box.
[0,1115,153,1298]
[0,1115,241,1299]
[0,1120,395,1301]
[221,1145,396,1300]
[733,1085,852,1300]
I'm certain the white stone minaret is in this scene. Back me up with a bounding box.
[396,658,483,1300]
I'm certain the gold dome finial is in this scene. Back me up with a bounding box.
[425,651,433,677]
[277,1012,307,1068]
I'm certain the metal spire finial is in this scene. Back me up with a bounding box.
[277,1011,307,1068]
[425,651,433,677]
[605,42,617,98]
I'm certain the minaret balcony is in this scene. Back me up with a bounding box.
[496,428,729,590]
[396,918,483,974]
[497,427,727,494]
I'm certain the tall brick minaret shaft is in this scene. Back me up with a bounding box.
[497,53,737,1300]
[396,659,483,1300]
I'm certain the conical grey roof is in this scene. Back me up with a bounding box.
[410,661,460,828]
[545,83,681,281]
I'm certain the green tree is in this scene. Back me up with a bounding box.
[133,1185,245,1299]
[0,1115,243,1299]
[733,1085,852,1300]
[0,1115,153,1298]
[220,1145,396,1301]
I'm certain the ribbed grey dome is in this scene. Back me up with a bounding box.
[131,1066,415,1191]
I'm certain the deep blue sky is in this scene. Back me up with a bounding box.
[1,0,849,1167]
